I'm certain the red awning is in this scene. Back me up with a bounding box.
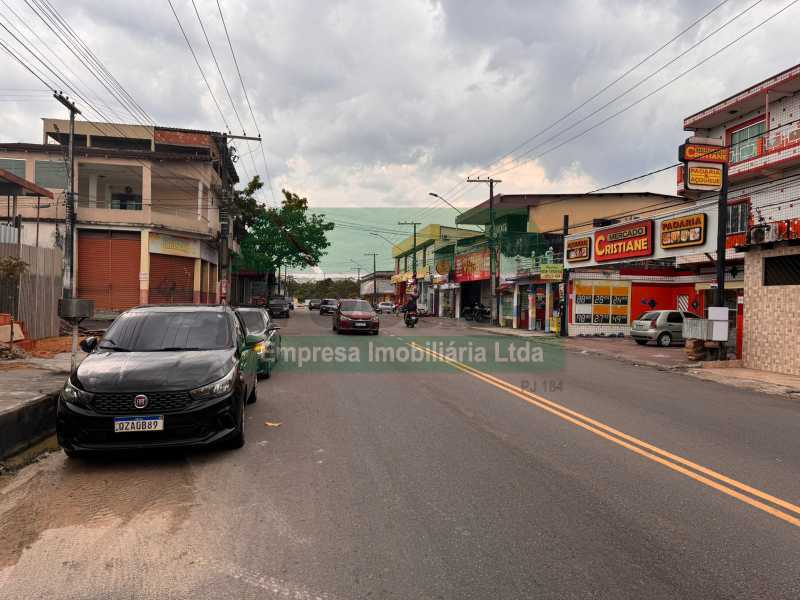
[0,168,54,199]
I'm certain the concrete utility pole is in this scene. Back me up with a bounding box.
[466,178,502,325]
[365,252,378,306]
[561,214,569,337]
[54,93,81,372]
[398,221,421,294]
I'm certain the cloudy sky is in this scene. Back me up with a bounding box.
[2,0,799,216]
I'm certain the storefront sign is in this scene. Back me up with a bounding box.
[686,163,723,191]
[455,249,490,282]
[573,280,630,325]
[566,237,591,262]
[540,263,563,281]
[594,221,653,263]
[390,271,413,284]
[660,213,706,249]
[435,259,451,275]
[149,233,200,258]
[416,265,430,278]
[679,143,729,164]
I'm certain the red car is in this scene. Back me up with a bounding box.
[333,299,380,335]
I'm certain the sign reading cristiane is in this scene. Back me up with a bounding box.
[594,220,653,262]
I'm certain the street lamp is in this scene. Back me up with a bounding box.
[428,191,463,215]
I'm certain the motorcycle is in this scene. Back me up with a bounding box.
[404,310,419,328]
[474,304,491,323]
[462,306,475,321]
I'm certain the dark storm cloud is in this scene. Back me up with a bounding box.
[0,0,798,204]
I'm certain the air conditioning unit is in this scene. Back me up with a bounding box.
[749,223,779,244]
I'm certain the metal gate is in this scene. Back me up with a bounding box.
[149,254,194,304]
[77,229,140,311]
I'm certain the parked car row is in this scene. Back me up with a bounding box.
[56,303,282,458]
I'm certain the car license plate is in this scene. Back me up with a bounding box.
[355,322,366,327]
[113,416,164,433]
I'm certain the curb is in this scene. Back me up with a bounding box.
[0,392,59,460]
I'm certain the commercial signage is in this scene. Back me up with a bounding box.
[686,163,723,191]
[540,263,563,281]
[660,213,706,249]
[150,233,200,259]
[390,271,413,284]
[679,143,729,164]
[573,280,630,325]
[594,220,653,263]
[435,259,451,275]
[566,237,591,262]
[455,249,490,283]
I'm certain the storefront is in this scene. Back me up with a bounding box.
[455,247,491,315]
[148,232,218,305]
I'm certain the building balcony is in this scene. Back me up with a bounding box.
[76,204,213,236]
[729,120,800,181]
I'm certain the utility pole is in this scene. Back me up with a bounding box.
[466,177,502,325]
[714,161,730,360]
[398,221,421,297]
[54,92,81,372]
[561,214,569,337]
[365,252,378,306]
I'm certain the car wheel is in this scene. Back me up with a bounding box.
[228,396,246,448]
[657,332,672,347]
[634,339,648,345]
[62,446,82,459]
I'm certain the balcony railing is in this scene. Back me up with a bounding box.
[729,120,800,177]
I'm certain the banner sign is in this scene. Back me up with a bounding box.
[455,249,490,282]
[660,213,706,249]
[540,263,564,281]
[679,143,729,164]
[594,220,653,262]
[566,237,591,262]
[686,163,723,191]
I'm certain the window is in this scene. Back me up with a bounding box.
[35,160,68,189]
[764,254,800,286]
[238,310,265,333]
[110,187,142,210]
[727,201,749,234]
[667,312,683,323]
[99,310,232,351]
[683,312,702,319]
[730,121,765,163]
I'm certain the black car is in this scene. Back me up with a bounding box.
[268,297,291,318]
[319,298,338,315]
[56,305,261,457]
[308,299,321,310]
[235,306,281,379]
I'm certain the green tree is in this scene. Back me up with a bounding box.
[224,175,267,231]
[235,189,335,274]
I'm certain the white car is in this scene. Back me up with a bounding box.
[376,301,396,314]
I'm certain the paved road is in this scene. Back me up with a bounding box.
[1,309,799,599]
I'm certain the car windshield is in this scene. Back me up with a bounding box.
[237,310,265,333]
[638,311,660,321]
[340,300,373,312]
[99,311,232,351]
[322,299,337,305]
[269,298,286,305]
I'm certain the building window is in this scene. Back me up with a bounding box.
[764,254,800,286]
[727,201,749,234]
[34,160,68,189]
[730,120,765,164]
[110,186,142,210]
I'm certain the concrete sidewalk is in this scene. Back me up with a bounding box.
[0,353,72,460]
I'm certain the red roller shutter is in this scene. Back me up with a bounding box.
[77,230,140,311]
[149,254,194,304]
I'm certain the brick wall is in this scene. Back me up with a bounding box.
[743,244,800,375]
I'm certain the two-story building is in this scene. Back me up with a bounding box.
[0,118,239,313]
[681,63,800,374]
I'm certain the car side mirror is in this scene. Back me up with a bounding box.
[245,334,265,349]
[268,325,281,331]
[80,336,98,353]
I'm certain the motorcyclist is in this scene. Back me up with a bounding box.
[403,294,418,314]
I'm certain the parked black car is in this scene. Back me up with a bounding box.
[268,297,291,318]
[308,299,322,310]
[235,306,282,379]
[56,305,261,457]
[319,298,338,315]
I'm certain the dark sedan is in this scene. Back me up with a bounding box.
[268,297,291,318]
[308,299,322,310]
[333,299,380,335]
[236,306,281,379]
[319,298,338,315]
[56,305,261,457]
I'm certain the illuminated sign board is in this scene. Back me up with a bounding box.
[594,220,653,262]
[566,237,591,262]
[686,163,723,191]
[679,144,729,164]
[660,213,706,249]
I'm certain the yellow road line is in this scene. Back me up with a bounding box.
[409,341,800,528]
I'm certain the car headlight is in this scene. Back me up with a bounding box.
[371,316,379,322]
[254,342,266,354]
[340,315,352,322]
[62,376,93,407]
[190,367,236,401]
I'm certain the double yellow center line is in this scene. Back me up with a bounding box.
[409,341,800,528]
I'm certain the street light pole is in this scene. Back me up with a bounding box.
[466,178,501,325]
[398,221,421,299]
[365,252,378,306]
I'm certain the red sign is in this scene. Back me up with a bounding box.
[455,249,490,282]
[594,221,654,262]
[679,143,729,164]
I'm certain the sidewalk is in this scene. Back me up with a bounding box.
[470,323,800,398]
[0,352,72,460]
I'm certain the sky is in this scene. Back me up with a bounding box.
[1,0,799,276]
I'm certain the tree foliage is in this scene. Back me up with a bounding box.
[291,277,360,301]
[235,188,335,274]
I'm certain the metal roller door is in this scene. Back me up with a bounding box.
[77,230,140,311]
[149,254,194,304]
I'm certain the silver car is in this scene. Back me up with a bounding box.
[630,310,701,347]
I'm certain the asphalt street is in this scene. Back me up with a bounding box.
[1,308,799,599]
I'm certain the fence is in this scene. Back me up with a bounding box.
[0,243,63,339]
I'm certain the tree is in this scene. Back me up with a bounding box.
[224,175,267,230]
[235,189,334,274]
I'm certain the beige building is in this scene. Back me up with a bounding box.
[0,118,240,312]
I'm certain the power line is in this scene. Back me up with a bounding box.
[167,0,230,133]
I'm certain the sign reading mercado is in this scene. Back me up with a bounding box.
[563,209,718,269]
[594,220,653,262]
